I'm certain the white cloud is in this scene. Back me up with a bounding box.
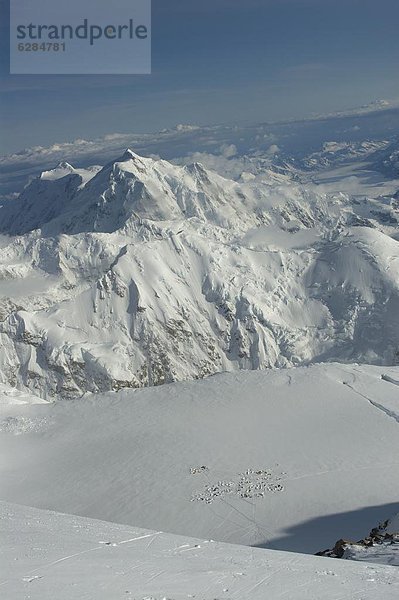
[220,144,238,158]
[266,144,280,155]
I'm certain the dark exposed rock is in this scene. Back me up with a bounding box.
[316,520,399,560]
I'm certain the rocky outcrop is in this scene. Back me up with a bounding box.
[316,517,399,563]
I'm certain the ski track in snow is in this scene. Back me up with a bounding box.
[1,531,164,587]
[3,501,394,600]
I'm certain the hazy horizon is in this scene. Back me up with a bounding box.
[1,0,399,153]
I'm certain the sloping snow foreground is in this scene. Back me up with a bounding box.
[1,363,399,556]
[344,537,399,567]
[1,501,398,600]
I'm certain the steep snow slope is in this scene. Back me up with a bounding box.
[0,163,101,235]
[1,502,398,600]
[0,150,267,236]
[1,363,399,554]
[0,382,49,406]
[0,151,398,398]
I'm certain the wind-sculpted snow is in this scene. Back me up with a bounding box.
[0,149,398,398]
[2,502,398,600]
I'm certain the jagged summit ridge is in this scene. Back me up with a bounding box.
[0,149,265,235]
[119,148,144,161]
[0,149,398,399]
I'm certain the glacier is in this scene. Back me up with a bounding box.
[0,145,398,399]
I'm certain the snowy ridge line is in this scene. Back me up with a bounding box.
[343,381,399,424]
[0,147,398,399]
[1,501,399,600]
[382,374,399,386]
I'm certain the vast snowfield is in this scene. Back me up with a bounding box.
[0,108,398,597]
[1,363,399,554]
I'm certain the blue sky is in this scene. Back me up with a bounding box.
[1,0,399,153]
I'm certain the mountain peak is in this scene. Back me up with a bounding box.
[184,161,208,177]
[39,161,76,181]
[56,161,74,171]
[120,148,141,162]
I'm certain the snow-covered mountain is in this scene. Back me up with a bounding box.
[1,137,399,596]
[0,162,102,235]
[2,105,399,201]
[0,149,398,399]
[4,150,253,235]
